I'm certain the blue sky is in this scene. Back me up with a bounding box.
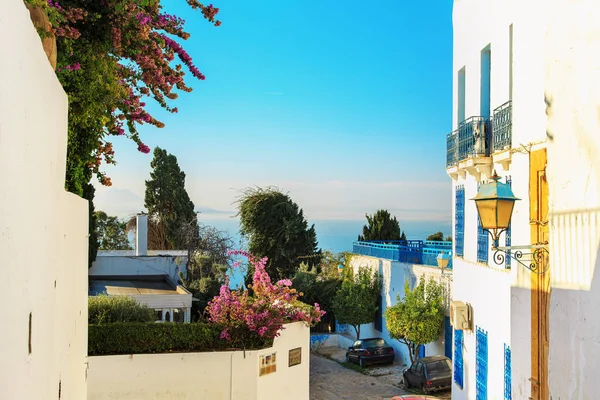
[95,0,454,223]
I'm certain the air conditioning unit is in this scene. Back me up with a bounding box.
[450,301,472,331]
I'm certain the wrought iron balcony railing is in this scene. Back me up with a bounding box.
[446,130,458,168]
[458,116,491,160]
[352,240,453,269]
[492,101,512,152]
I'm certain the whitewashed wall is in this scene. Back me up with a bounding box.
[450,0,550,398]
[87,322,309,400]
[90,254,186,283]
[544,1,600,398]
[346,255,450,367]
[0,2,88,399]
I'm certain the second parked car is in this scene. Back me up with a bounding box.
[401,355,452,394]
[346,338,395,367]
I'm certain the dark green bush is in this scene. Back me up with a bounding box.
[88,295,156,324]
[88,323,273,356]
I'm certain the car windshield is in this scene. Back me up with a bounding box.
[363,338,388,348]
[426,359,452,377]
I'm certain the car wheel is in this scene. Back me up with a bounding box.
[399,376,408,389]
[359,357,365,368]
[421,383,429,395]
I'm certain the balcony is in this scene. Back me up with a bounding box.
[446,116,493,180]
[352,240,453,269]
[491,101,512,169]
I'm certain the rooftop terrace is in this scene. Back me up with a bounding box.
[352,240,453,269]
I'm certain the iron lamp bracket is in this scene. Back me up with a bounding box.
[491,244,549,274]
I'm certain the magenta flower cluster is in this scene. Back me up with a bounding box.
[206,250,325,341]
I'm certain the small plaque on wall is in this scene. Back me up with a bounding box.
[288,347,302,367]
[259,352,277,376]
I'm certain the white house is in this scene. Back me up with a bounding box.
[447,0,549,398]
[343,241,454,367]
[89,214,193,322]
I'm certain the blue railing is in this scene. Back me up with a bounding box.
[352,240,452,269]
[458,116,491,161]
[476,327,489,400]
[447,130,458,167]
[493,101,512,152]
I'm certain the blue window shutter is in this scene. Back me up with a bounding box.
[476,327,489,400]
[477,183,489,263]
[505,176,512,268]
[455,185,465,257]
[504,344,512,400]
[454,329,464,388]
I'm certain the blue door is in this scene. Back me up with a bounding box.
[444,316,452,359]
[418,344,425,359]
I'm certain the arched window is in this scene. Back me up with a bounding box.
[165,311,171,322]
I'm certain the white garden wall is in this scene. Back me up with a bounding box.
[0,1,89,399]
[87,322,310,400]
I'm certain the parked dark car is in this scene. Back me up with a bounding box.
[345,338,395,367]
[401,355,452,394]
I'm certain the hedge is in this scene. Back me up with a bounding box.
[89,295,156,324]
[88,323,273,356]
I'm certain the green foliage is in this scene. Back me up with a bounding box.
[95,211,132,250]
[358,209,406,241]
[144,147,197,249]
[292,261,342,331]
[332,267,382,339]
[385,276,445,363]
[445,236,453,242]
[88,323,272,356]
[426,231,445,241]
[179,254,228,319]
[237,187,321,281]
[88,295,156,324]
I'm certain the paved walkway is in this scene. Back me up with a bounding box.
[310,351,410,400]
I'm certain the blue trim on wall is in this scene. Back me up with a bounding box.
[454,329,464,388]
[455,185,465,257]
[476,327,489,400]
[504,344,512,400]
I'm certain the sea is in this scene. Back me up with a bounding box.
[204,218,452,288]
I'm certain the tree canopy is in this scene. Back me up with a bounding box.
[332,266,382,339]
[237,187,321,281]
[144,147,196,249]
[426,231,452,242]
[95,211,132,250]
[385,276,445,363]
[358,209,406,241]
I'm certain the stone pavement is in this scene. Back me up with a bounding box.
[310,346,451,400]
[310,351,409,400]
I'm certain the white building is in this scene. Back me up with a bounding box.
[89,214,193,322]
[343,241,454,367]
[544,1,600,398]
[447,0,549,398]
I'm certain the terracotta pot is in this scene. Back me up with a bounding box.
[26,4,57,70]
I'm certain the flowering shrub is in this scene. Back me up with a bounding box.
[206,250,325,343]
[23,0,221,193]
